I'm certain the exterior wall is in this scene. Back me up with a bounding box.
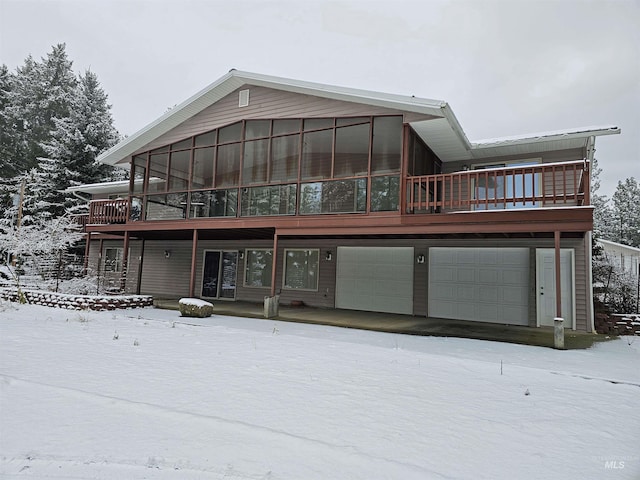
[86,238,142,294]
[132,85,433,154]
[599,240,640,275]
[120,234,589,331]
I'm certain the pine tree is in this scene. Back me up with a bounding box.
[3,45,77,175]
[40,69,121,215]
[611,177,640,247]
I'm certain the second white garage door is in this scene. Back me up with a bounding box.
[335,247,414,315]
[429,247,530,325]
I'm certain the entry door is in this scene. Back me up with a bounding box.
[202,250,238,299]
[536,249,574,328]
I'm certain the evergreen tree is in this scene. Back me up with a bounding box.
[40,69,121,215]
[3,45,77,174]
[0,64,19,178]
[611,177,640,247]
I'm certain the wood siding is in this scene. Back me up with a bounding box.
[132,85,431,154]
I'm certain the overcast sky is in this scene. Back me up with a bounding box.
[1,0,638,197]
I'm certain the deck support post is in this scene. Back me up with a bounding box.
[119,231,130,292]
[554,230,562,319]
[83,233,91,275]
[189,229,198,297]
[265,231,280,318]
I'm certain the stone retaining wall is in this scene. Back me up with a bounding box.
[0,287,153,311]
[595,312,640,335]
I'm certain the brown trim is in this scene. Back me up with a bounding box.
[136,238,145,295]
[270,232,279,297]
[189,229,198,297]
[554,230,562,318]
[120,231,130,291]
[83,233,91,275]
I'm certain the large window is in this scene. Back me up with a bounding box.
[134,115,402,219]
[283,249,319,290]
[299,179,366,214]
[190,189,237,217]
[241,184,296,216]
[244,249,273,288]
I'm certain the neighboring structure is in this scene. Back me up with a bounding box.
[598,239,640,276]
[68,70,621,331]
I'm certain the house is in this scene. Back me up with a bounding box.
[598,239,640,276]
[68,70,620,331]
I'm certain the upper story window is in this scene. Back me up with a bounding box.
[132,115,403,219]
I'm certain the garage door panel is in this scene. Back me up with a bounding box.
[336,247,414,315]
[429,247,529,325]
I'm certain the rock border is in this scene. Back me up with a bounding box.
[0,287,153,311]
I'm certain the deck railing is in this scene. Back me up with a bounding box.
[406,160,589,213]
[88,199,129,224]
[71,213,89,231]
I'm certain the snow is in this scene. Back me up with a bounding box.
[178,298,214,308]
[1,303,639,479]
[471,125,619,147]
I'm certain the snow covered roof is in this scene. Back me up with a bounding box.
[96,69,620,166]
[65,180,131,195]
[598,239,640,254]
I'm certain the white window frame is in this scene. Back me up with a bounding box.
[282,248,320,291]
[243,249,273,289]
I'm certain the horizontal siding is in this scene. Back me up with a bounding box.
[103,235,589,331]
[139,240,192,298]
[133,85,425,154]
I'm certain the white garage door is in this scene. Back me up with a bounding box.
[429,247,530,325]
[336,247,414,315]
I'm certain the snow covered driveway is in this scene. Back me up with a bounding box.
[1,303,638,479]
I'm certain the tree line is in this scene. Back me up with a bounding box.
[0,43,124,225]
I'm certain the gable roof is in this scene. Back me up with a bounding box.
[97,69,620,166]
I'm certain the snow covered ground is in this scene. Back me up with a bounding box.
[1,302,638,479]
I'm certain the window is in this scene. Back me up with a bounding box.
[241,184,296,216]
[370,176,400,212]
[244,249,273,288]
[104,247,123,272]
[473,159,541,210]
[299,179,366,214]
[283,249,319,290]
[190,189,237,217]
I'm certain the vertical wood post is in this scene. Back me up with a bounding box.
[120,231,130,292]
[136,239,145,295]
[554,230,562,319]
[83,233,91,275]
[189,229,198,297]
[270,231,279,297]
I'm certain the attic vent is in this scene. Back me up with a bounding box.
[238,89,250,107]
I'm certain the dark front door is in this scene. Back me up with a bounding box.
[202,250,238,299]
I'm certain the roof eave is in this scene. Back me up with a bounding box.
[96,69,448,166]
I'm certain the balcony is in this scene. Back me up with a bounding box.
[406,160,589,213]
[84,161,590,227]
[88,199,129,225]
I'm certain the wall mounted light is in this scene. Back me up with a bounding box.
[239,250,245,259]
[164,250,171,258]
[416,254,425,264]
[325,250,333,261]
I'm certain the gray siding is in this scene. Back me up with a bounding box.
[92,234,589,331]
